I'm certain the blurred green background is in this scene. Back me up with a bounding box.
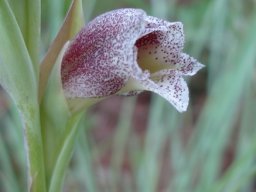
[1,0,256,191]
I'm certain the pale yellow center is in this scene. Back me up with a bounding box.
[137,43,177,73]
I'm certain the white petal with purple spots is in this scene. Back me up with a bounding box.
[61,8,204,112]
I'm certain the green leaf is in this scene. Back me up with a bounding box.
[0,1,46,191]
[24,0,41,74]
[39,0,84,101]
[48,111,83,192]
[40,42,71,188]
[40,42,84,192]
[7,0,41,76]
[0,0,37,112]
[41,41,100,190]
[40,36,101,191]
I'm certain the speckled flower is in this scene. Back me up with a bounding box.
[61,8,203,112]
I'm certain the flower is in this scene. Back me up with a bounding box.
[61,8,204,112]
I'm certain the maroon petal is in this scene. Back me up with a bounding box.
[61,9,146,98]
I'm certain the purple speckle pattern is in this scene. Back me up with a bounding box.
[177,53,204,76]
[61,8,204,112]
[61,9,146,97]
[148,69,188,111]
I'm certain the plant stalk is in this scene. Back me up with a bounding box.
[20,104,46,192]
[48,112,84,192]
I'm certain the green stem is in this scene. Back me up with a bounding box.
[24,0,41,76]
[48,112,84,192]
[20,104,46,192]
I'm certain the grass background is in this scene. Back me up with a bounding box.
[1,0,256,191]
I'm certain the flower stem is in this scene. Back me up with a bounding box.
[20,104,46,192]
[48,112,84,192]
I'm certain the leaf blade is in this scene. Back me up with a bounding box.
[0,0,37,105]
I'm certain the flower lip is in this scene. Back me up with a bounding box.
[61,8,204,112]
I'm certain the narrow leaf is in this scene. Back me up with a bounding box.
[0,1,46,191]
[24,0,41,74]
[7,0,41,76]
[40,42,71,187]
[0,0,37,107]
